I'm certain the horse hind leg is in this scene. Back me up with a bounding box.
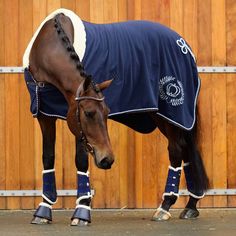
[31,115,57,225]
[71,138,92,226]
[179,128,209,219]
[152,141,183,221]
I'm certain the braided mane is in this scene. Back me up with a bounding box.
[54,14,100,93]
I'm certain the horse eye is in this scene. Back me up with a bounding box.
[84,110,95,118]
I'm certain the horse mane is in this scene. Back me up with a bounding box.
[54,13,100,93]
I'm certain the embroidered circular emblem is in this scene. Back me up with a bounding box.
[159,76,184,106]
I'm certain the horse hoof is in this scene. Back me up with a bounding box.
[71,218,89,226]
[179,208,199,219]
[152,208,171,221]
[31,216,51,225]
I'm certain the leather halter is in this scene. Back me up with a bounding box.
[75,85,105,154]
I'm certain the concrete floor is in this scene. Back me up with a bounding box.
[0,209,236,236]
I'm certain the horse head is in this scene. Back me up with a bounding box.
[75,77,114,169]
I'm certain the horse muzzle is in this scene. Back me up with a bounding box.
[93,149,114,169]
[97,156,114,169]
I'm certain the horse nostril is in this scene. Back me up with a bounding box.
[99,157,114,169]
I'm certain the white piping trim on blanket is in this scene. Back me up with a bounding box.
[39,110,67,120]
[108,108,159,117]
[23,8,86,68]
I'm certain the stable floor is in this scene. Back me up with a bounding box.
[0,209,235,236]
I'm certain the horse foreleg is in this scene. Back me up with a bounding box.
[31,115,57,225]
[71,138,92,226]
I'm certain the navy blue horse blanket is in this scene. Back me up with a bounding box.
[24,19,200,133]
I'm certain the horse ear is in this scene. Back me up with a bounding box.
[97,79,113,91]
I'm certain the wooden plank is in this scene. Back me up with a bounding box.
[47,0,61,13]
[197,0,213,208]
[141,0,158,21]
[90,0,104,24]
[0,0,6,209]
[104,0,118,23]
[226,0,236,207]
[75,0,90,21]
[4,0,20,210]
[198,74,213,208]
[134,132,143,208]
[142,132,158,208]
[0,74,6,209]
[156,0,170,26]
[211,0,227,207]
[118,0,127,22]
[197,0,212,66]
[127,129,136,208]
[226,0,236,66]
[170,0,183,34]
[211,0,226,65]
[212,74,227,207]
[226,74,236,207]
[61,0,76,11]
[183,0,198,54]
[127,0,141,20]
[18,0,35,210]
[118,125,128,208]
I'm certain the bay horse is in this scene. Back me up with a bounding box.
[23,9,208,226]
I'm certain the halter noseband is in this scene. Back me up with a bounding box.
[75,87,105,154]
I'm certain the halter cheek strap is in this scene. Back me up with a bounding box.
[75,83,105,154]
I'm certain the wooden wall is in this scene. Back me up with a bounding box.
[0,0,236,210]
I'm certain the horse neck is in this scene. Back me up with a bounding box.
[53,70,84,105]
